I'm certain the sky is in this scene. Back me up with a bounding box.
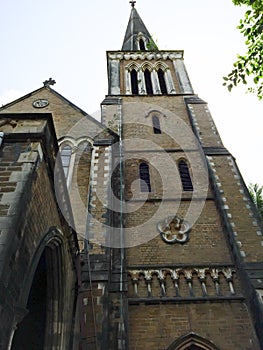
[0,0,262,186]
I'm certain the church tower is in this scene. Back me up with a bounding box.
[101,3,263,349]
[0,3,262,350]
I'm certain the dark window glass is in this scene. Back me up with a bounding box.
[139,39,146,50]
[178,160,193,191]
[158,68,168,94]
[131,69,139,94]
[144,69,153,95]
[152,115,161,134]
[60,145,72,178]
[139,162,151,192]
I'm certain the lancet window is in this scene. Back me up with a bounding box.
[131,69,139,94]
[60,144,72,179]
[139,162,151,192]
[139,38,146,50]
[178,160,193,191]
[144,68,153,95]
[158,68,168,94]
[152,115,161,134]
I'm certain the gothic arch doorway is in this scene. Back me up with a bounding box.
[11,232,66,350]
[167,332,220,350]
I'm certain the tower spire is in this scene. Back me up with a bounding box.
[122,5,158,51]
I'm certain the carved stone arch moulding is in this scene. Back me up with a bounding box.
[141,61,154,72]
[59,137,75,151]
[11,228,68,350]
[157,215,191,244]
[136,32,148,49]
[59,137,93,154]
[155,61,169,72]
[19,227,65,308]
[126,61,141,72]
[145,109,167,119]
[167,332,220,350]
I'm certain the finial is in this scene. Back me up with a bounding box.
[43,78,56,87]
[129,0,136,7]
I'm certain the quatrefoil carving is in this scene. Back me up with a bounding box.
[157,215,191,244]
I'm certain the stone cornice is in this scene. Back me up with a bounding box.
[107,50,184,61]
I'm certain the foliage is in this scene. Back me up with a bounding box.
[248,183,263,219]
[223,0,263,99]
[146,36,158,51]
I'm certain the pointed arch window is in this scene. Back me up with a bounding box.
[158,68,168,94]
[139,162,151,192]
[131,69,139,94]
[144,69,153,95]
[167,332,220,350]
[152,115,161,134]
[60,145,72,178]
[139,38,146,50]
[178,160,193,192]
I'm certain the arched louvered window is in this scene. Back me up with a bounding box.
[152,115,161,134]
[60,145,72,178]
[139,38,146,50]
[144,69,153,95]
[158,68,168,94]
[131,69,139,94]
[178,160,193,191]
[139,162,151,192]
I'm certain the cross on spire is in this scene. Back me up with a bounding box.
[129,0,136,7]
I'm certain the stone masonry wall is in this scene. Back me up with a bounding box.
[0,128,77,349]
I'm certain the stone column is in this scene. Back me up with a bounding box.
[173,59,194,94]
[166,69,176,94]
[152,70,161,94]
[109,59,120,95]
[138,70,146,95]
[125,69,132,95]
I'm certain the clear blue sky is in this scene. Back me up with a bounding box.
[1,0,262,185]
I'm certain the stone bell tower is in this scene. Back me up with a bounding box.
[101,3,263,349]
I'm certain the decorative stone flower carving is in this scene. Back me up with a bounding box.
[157,215,191,244]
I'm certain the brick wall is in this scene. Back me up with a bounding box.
[128,302,260,350]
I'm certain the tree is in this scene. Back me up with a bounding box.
[248,183,263,219]
[223,0,263,99]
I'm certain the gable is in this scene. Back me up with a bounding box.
[0,86,108,141]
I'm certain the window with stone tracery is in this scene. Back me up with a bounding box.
[127,62,175,96]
